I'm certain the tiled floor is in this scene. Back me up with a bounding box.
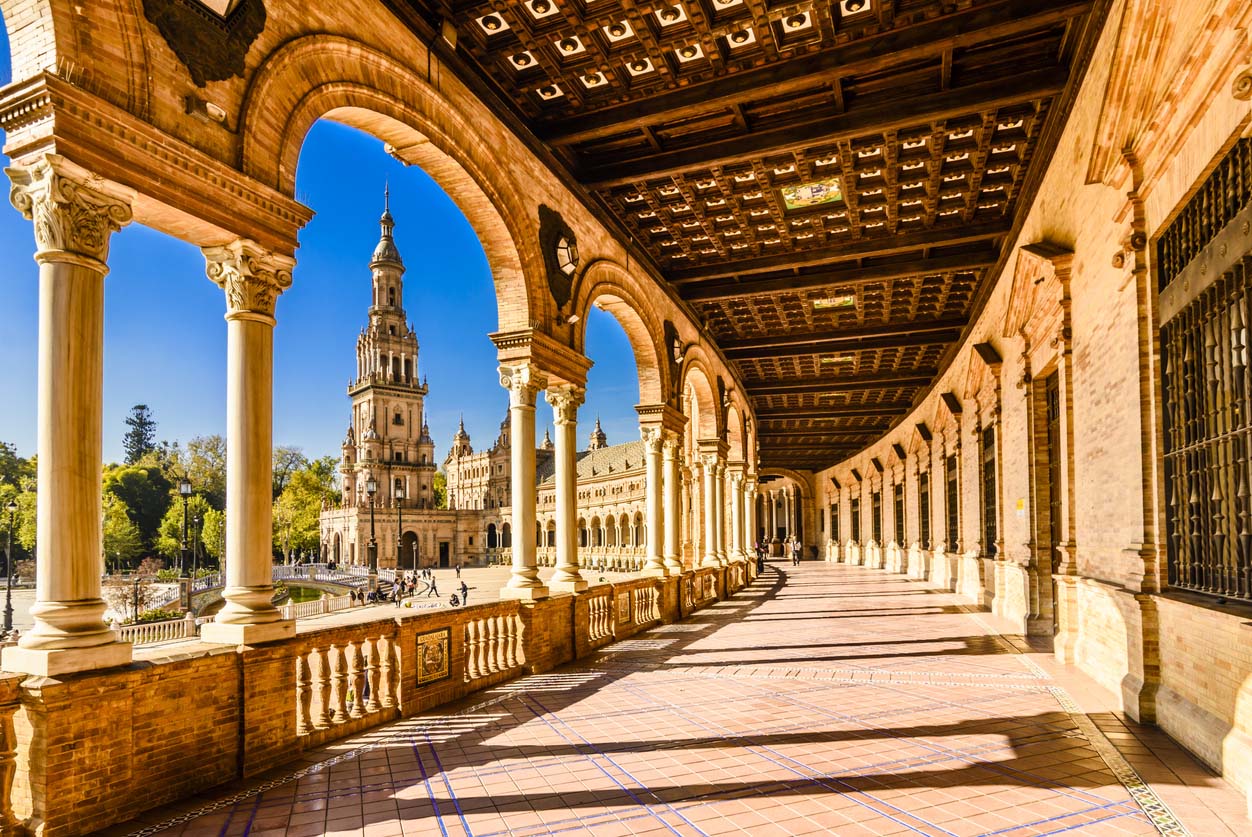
[103,562,1250,836]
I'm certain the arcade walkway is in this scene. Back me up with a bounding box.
[103,563,1248,837]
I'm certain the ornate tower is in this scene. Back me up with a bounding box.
[588,416,608,450]
[342,190,439,509]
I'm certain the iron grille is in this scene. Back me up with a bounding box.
[946,455,960,552]
[919,470,931,549]
[830,503,840,542]
[981,426,998,556]
[1163,257,1252,602]
[1158,139,1252,292]
[872,491,883,543]
[851,497,861,543]
[894,483,905,545]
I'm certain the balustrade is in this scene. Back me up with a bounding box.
[631,585,659,624]
[463,611,525,684]
[587,593,613,642]
[295,628,397,738]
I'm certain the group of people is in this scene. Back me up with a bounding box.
[349,565,472,608]
[751,536,805,571]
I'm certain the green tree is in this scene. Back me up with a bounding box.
[272,445,307,499]
[102,493,144,572]
[155,494,213,565]
[102,464,171,545]
[432,470,447,509]
[122,405,158,464]
[272,466,330,563]
[179,435,227,510]
[201,507,225,565]
[0,442,33,488]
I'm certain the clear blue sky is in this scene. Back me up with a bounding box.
[0,34,641,466]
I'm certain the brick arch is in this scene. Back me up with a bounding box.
[726,403,746,464]
[238,35,537,332]
[570,259,668,406]
[680,351,720,442]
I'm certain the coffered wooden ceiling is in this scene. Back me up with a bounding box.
[388,0,1108,471]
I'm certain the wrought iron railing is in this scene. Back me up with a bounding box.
[1158,138,1252,291]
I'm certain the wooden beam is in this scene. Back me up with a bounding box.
[679,252,996,301]
[539,0,1089,147]
[747,370,938,396]
[668,223,1009,282]
[721,318,966,359]
[756,405,911,420]
[583,68,1067,188]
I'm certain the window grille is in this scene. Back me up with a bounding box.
[872,491,882,543]
[851,497,861,542]
[981,427,998,556]
[830,503,840,542]
[919,470,931,548]
[1158,139,1251,292]
[894,483,905,545]
[946,455,959,552]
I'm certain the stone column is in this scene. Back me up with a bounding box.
[547,385,586,593]
[745,478,758,550]
[662,435,683,573]
[729,470,744,561]
[200,240,295,645]
[700,455,719,567]
[768,490,778,540]
[714,459,728,565]
[500,364,548,600]
[3,155,134,676]
[641,427,667,575]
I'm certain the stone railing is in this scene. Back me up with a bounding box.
[280,593,353,621]
[114,612,199,645]
[15,559,754,835]
[463,609,524,685]
[296,629,399,739]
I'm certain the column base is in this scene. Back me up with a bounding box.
[3,640,132,677]
[640,566,671,578]
[200,619,295,646]
[500,585,550,601]
[549,579,589,593]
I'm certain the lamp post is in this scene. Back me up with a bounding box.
[192,514,202,578]
[178,476,192,576]
[395,482,405,573]
[132,575,140,623]
[366,476,378,592]
[4,499,17,637]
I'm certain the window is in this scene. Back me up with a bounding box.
[871,490,882,543]
[830,502,840,542]
[919,470,931,548]
[850,497,861,542]
[555,235,578,275]
[946,454,959,552]
[393,412,403,426]
[894,483,905,545]
[388,287,396,306]
[981,426,997,556]
[393,451,404,462]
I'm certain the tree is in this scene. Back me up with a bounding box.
[0,442,33,488]
[433,470,447,509]
[122,405,158,464]
[102,464,172,546]
[179,435,227,510]
[102,493,144,572]
[201,507,225,565]
[154,494,213,566]
[272,446,307,499]
[272,464,331,563]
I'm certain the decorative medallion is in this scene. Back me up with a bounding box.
[416,627,451,686]
[780,176,843,210]
[616,590,631,623]
[538,205,578,308]
[143,0,266,87]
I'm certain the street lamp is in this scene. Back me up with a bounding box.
[192,514,202,578]
[178,476,193,576]
[395,482,405,571]
[4,499,17,637]
[366,476,378,592]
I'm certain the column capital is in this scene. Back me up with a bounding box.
[7,154,133,270]
[640,425,665,453]
[662,435,682,460]
[699,452,720,470]
[545,384,585,423]
[499,363,547,408]
[204,239,294,323]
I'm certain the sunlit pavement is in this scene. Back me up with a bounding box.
[100,561,1249,836]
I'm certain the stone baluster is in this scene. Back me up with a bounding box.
[347,641,365,719]
[504,614,518,669]
[296,655,313,735]
[364,638,380,713]
[0,697,15,832]
[464,622,480,681]
[2,156,134,676]
[378,636,395,708]
[201,240,296,646]
[311,648,331,729]
[329,644,348,724]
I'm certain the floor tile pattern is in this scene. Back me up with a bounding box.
[102,563,1249,837]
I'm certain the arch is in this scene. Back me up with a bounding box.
[726,403,746,464]
[545,519,556,548]
[681,355,720,441]
[590,515,603,547]
[577,517,588,548]
[332,532,342,564]
[570,259,669,405]
[486,522,498,550]
[501,522,512,548]
[633,511,644,547]
[239,36,537,332]
[400,530,418,572]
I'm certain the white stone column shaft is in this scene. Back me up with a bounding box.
[700,456,719,567]
[501,364,548,599]
[547,386,585,592]
[3,156,134,676]
[201,240,295,646]
[662,436,683,572]
[745,479,758,550]
[729,471,744,561]
[642,428,666,575]
[714,459,728,565]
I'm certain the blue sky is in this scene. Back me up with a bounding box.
[0,37,640,465]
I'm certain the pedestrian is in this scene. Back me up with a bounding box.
[455,562,462,579]
[460,580,468,605]
[449,593,461,607]
[792,538,801,566]
[428,577,439,597]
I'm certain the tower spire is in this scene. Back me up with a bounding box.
[372,182,402,268]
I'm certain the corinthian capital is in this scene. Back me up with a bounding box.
[7,154,133,268]
[499,363,547,408]
[640,426,664,453]
[546,384,584,424]
[203,239,294,321]
[662,434,682,460]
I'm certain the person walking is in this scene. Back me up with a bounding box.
[455,562,462,579]
[791,537,802,566]
[427,576,439,598]
[460,580,469,606]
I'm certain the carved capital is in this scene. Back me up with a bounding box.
[640,426,664,453]
[7,155,133,269]
[662,435,682,460]
[545,384,584,424]
[699,452,720,471]
[499,364,547,408]
[204,239,294,322]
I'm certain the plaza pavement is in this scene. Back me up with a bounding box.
[99,561,1249,836]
